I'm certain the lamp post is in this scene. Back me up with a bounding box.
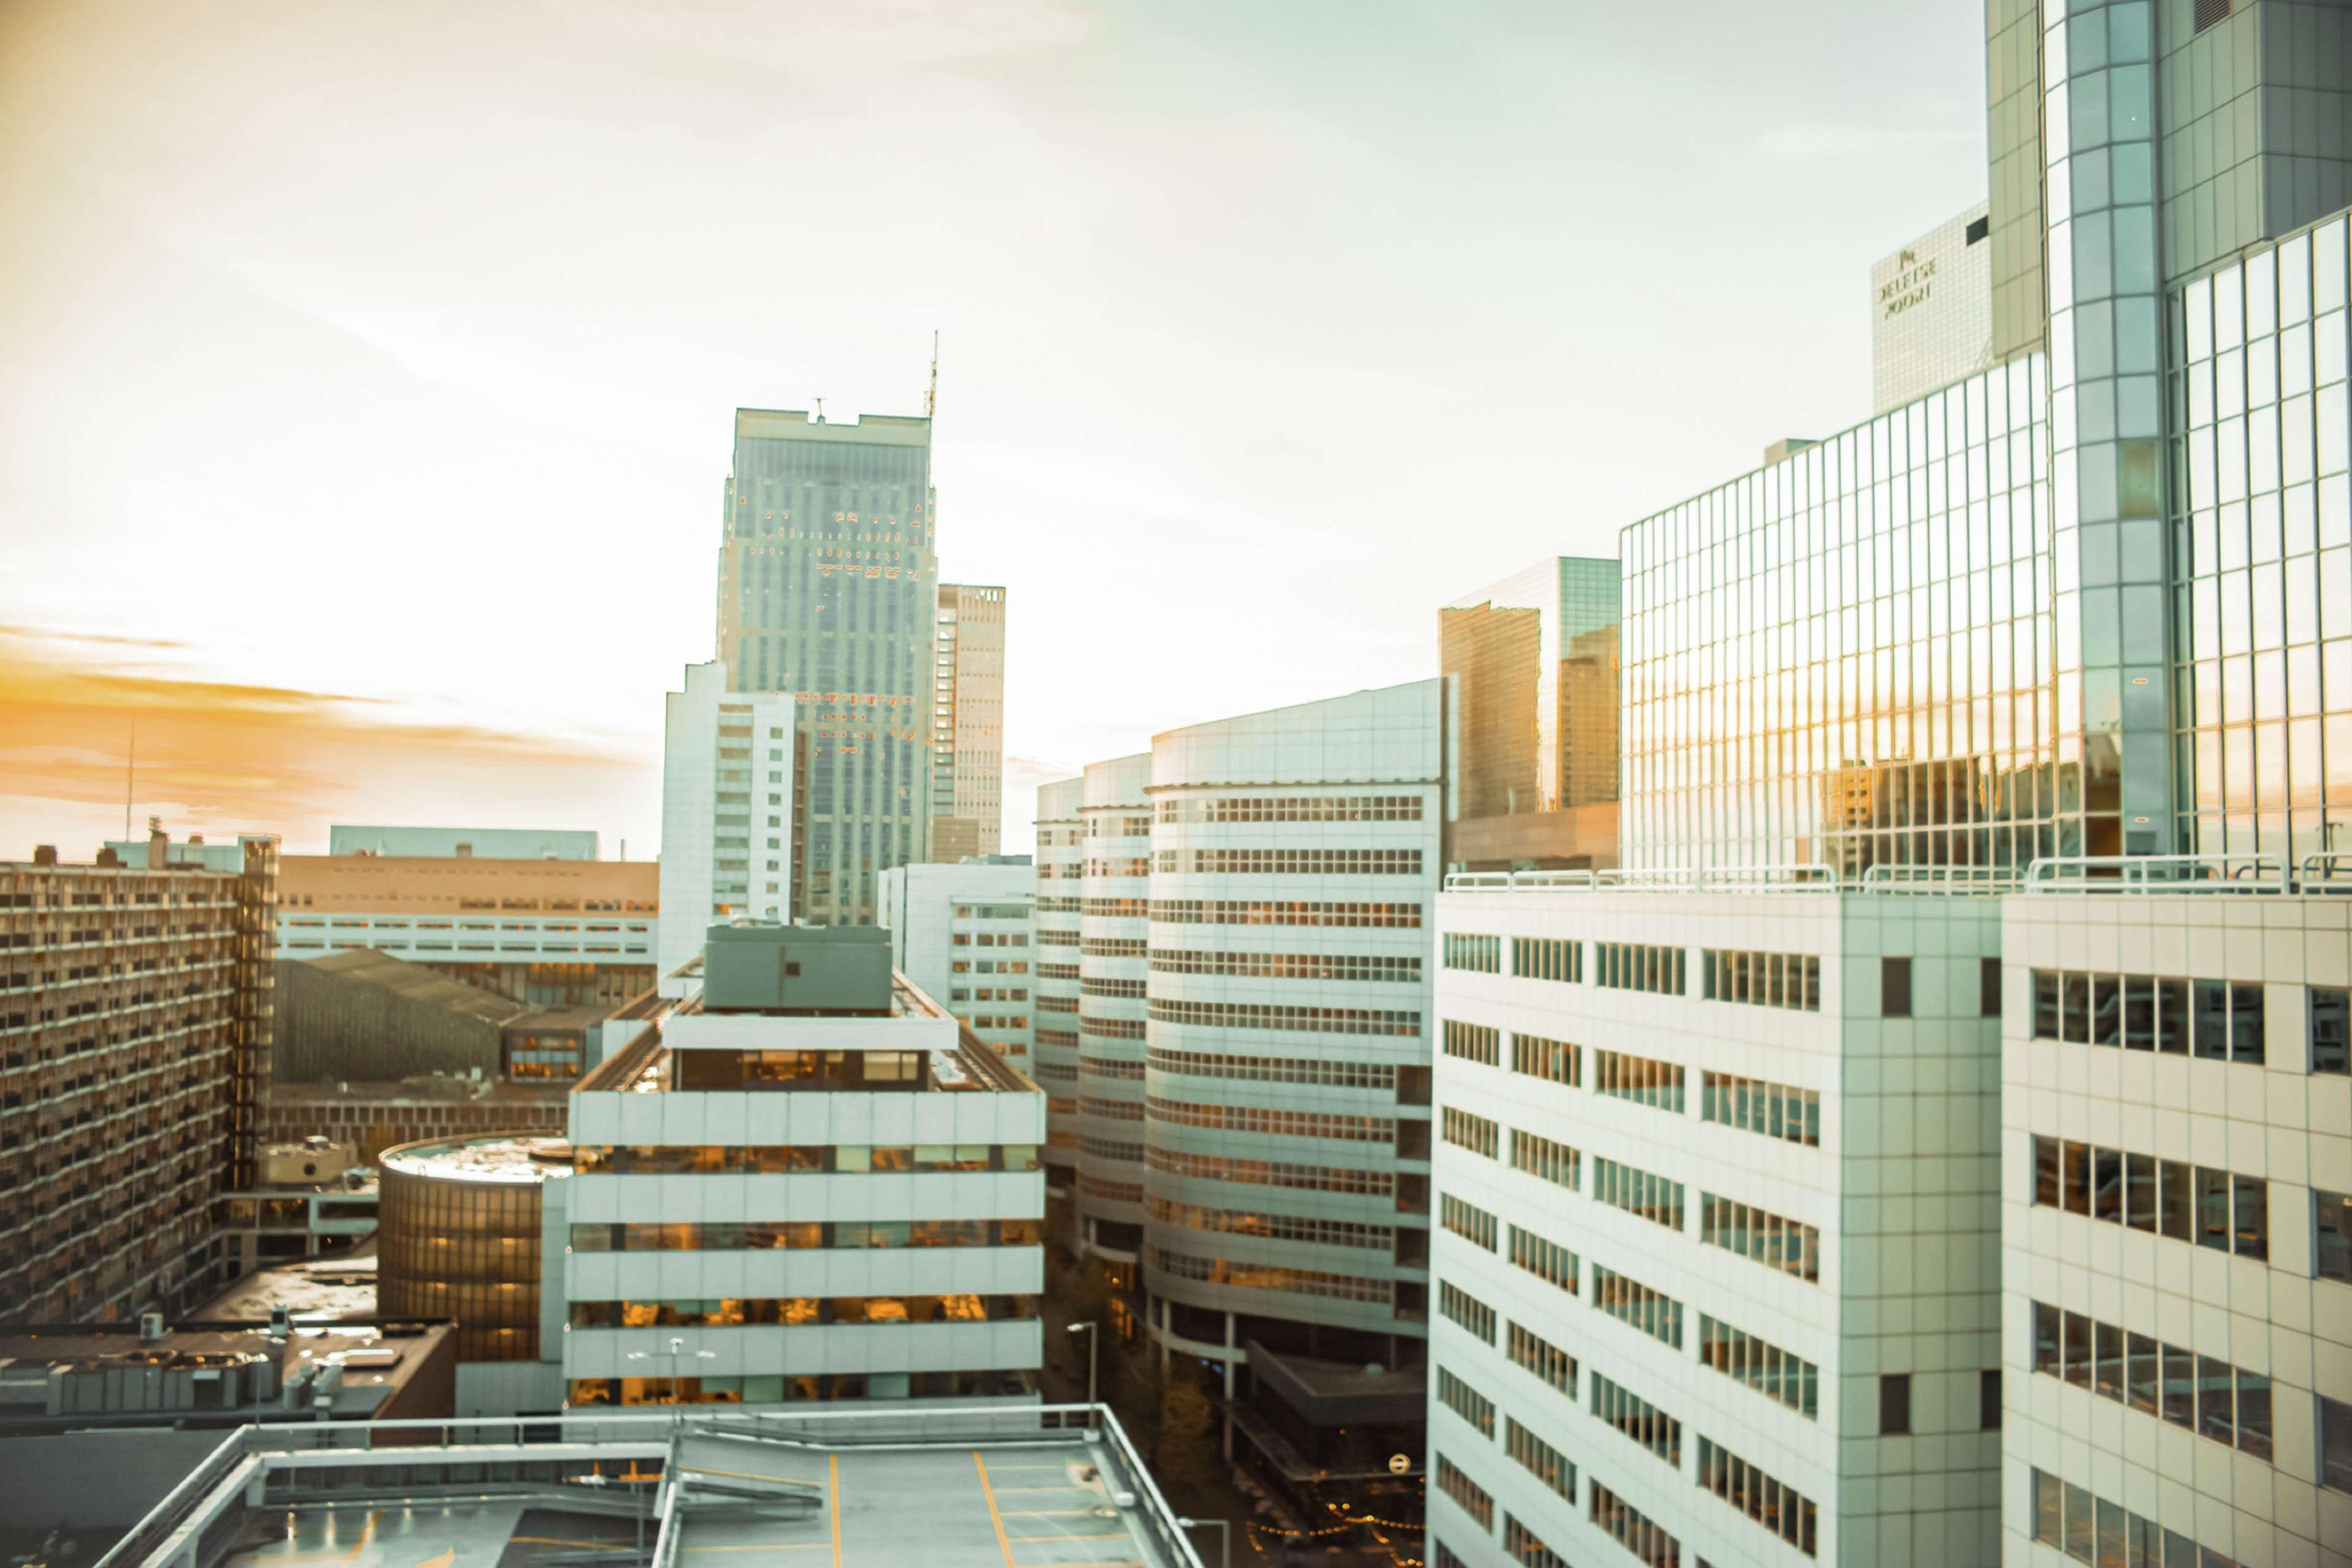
[1066,1320,1098,1423]
[1176,1516,1230,1568]
[627,1335,717,1415]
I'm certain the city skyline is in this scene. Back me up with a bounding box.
[0,0,1987,860]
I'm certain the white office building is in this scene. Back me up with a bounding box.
[1428,879,2005,1568]
[2001,881,2352,1567]
[658,662,795,976]
[1076,753,1153,1265]
[879,858,1037,1065]
[561,923,1046,1408]
[1035,777,1085,1188]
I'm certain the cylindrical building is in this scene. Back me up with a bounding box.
[1074,754,1152,1264]
[1140,683,1445,1382]
[1032,777,1087,1198]
[377,1134,570,1363]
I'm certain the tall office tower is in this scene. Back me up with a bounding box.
[930,584,1008,861]
[1032,777,1086,1193]
[2002,216,2352,1568]
[658,662,795,976]
[0,831,277,1321]
[716,407,937,925]
[878,857,1036,1065]
[1073,754,1152,1270]
[1441,556,1621,872]
[1428,885,2006,1568]
[1140,680,1446,1483]
[564,924,1046,1408]
[1872,202,1995,415]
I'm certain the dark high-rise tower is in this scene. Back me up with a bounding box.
[717,409,938,925]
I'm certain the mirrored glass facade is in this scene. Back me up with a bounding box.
[1623,357,2057,873]
[2172,216,2352,859]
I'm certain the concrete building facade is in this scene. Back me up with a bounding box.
[0,832,277,1322]
[1075,754,1153,1267]
[878,858,1036,1066]
[658,661,796,974]
[1034,777,1085,1189]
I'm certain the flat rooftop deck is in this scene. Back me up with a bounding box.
[217,1443,1179,1568]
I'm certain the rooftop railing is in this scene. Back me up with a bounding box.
[1444,854,2352,897]
[1442,864,1835,894]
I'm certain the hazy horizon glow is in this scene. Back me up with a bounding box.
[0,0,1987,860]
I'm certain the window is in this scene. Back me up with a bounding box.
[1980,957,2002,1016]
[1434,1453,1493,1531]
[1696,1437,1818,1558]
[1436,1367,1495,1438]
[1439,1281,1496,1343]
[1442,1195,1499,1251]
[1700,1069,1820,1146]
[1700,947,1820,1009]
[1594,1049,1684,1112]
[1698,1313,1818,1419]
[1444,933,1501,973]
[1507,1322,1575,1396]
[2318,1190,2351,1282]
[1443,1020,1501,1066]
[1880,957,1912,1017]
[1595,941,1686,995]
[1980,1368,2001,1430]
[1591,1265,1680,1348]
[2030,967,2256,1060]
[1879,1373,1911,1434]
[1700,1193,1820,1283]
[2313,986,2349,1073]
[1509,1226,1578,1295]
[1504,1419,1575,1502]
[2323,1395,2352,1493]
[1441,1107,1499,1159]
[1591,1370,1679,1466]
[1588,1483,1679,1568]
[1593,1156,1685,1229]
[1511,1031,1578,1085]
[1511,936,1581,983]
[2029,1471,2219,1566]
[1510,1128,1579,1189]
[2029,1298,2275,1460]
[2029,1136,2267,1256]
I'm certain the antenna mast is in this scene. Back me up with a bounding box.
[926,330,938,418]
[124,720,135,841]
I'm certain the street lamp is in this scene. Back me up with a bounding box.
[1176,1516,1230,1568]
[1066,1320,1098,1422]
[627,1335,717,1412]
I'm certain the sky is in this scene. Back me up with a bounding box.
[0,0,1988,861]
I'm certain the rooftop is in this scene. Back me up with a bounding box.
[197,1251,383,1321]
[379,1134,573,1184]
[97,1406,1200,1568]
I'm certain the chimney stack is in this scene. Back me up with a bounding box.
[32,845,56,867]
[147,822,168,869]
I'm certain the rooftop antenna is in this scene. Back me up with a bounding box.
[925,330,939,419]
[812,397,825,423]
[123,720,135,841]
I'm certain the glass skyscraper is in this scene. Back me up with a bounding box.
[1441,556,1622,869]
[716,409,938,925]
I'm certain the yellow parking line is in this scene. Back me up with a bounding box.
[829,1452,842,1568]
[974,1452,1019,1568]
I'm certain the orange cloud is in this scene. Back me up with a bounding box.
[0,626,654,854]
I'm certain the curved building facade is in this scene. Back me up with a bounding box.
[1032,777,1085,1189]
[377,1133,570,1363]
[1074,754,1152,1262]
[1140,682,1445,1376]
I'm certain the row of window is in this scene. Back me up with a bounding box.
[1700,948,1823,1011]
[1589,1482,1679,1568]
[1512,1128,1579,1189]
[1145,1044,1405,1091]
[1146,1245,1390,1303]
[1510,1224,1578,1294]
[1147,999,1422,1037]
[1443,1020,1500,1065]
[1442,1107,1499,1159]
[1159,794,1425,823]
[1697,1436,1819,1558]
[1147,949,1422,982]
[567,1219,1036,1252]
[1079,937,1144,957]
[1701,1069,1822,1147]
[1595,1048,1686,1112]
[1144,1094,1397,1143]
[1594,1156,1686,1231]
[1079,1016,1144,1039]
[2031,1301,2277,1460]
[1147,899,1423,927]
[1079,1096,1142,1123]
[2029,1136,2272,1259]
[2029,1471,2245,1566]
[1077,1054,1142,1080]
[1184,848,1424,876]
[1596,942,1687,995]
[1508,1418,1576,1504]
[1145,1142,1394,1196]
[2029,968,2269,1062]
[1080,976,1145,998]
[1515,937,1581,984]
[1435,1453,1493,1531]
[570,1293,1038,1327]
[1700,1313,1820,1420]
[1594,1265,1684,1349]
[1513,1032,1579,1085]
[571,1144,1038,1174]
[1438,1366,1496,1437]
[1444,934,1501,973]
[1700,1193,1822,1283]
[1444,1194,1499,1251]
[1440,1280,1496,1341]
[1591,1369,1680,1467]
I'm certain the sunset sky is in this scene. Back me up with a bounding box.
[0,0,1985,860]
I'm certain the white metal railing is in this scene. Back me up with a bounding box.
[2022,854,2293,894]
[1858,864,2022,895]
[1442,865,1835,894]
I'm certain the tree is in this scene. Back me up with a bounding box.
[1155,1373,1218,1501]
